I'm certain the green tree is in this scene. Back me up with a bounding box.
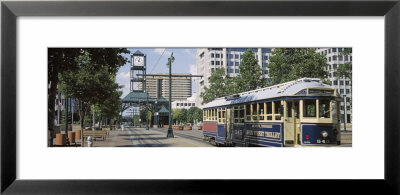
[268,48,328,85]
[337,48,352,107]
[200,68,233,104]
[188,107,203,123]
[51,48,129,146]
[172,109,181,124]
[236,49,264,91]
[178,109,188,124]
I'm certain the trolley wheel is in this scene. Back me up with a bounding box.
[210,138,216,146]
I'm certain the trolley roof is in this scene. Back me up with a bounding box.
[202,78,336,109]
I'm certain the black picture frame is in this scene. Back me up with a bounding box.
[1,1,399,194]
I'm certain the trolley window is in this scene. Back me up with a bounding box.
[304,100,316,117]
[319,100,331,118]
[218,108,226,123]
[252,104,257,120]
[258,103,264,120]
[294,102,299,118]
[266,102,272,120]
[274,101,282,120]
[287,102,293,117]
[246,104,251,120]
[234,106,245,123]
[239,106,245,123]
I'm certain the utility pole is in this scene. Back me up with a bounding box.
[166,52,175,138]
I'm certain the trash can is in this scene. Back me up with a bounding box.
[55,133,66,146]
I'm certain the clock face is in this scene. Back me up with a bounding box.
[133,56,144,66]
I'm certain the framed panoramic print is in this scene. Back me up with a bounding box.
[2,0,400,194]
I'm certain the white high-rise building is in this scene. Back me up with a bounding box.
[195,48,272,107]
[316,48,352,123]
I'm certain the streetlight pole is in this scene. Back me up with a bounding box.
[167,52,174,138]
[343,94,347,132]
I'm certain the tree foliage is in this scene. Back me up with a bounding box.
[268,48,328,85]
[236,49,265,91]
[200,68,233,104]
[48,48,129,146]
[187,107,203,123]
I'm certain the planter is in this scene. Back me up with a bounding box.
[75,130,81,140]
[197,126,203,130]
[178,126,184,130]
[55,133,66,146]
[68,131,76,144]
[186,126,192,130]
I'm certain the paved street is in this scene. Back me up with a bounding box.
[55,126,351,147]
[81,127,214,147]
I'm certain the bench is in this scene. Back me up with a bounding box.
[82,130,107,141]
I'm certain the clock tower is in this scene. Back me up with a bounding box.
[130,50,146,92]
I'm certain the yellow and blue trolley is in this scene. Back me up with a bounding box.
[202,78,341,147]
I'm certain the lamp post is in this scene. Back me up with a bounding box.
[154,100,158,128]
[166,52,174,138]
[343,94,347,132]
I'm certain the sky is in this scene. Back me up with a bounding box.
[116,48,198,99]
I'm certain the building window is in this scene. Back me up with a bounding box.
[235,62,239,66]
[346,89,350,94]
[211,61,214,65]
[193,103,195,106]
[184,103,187,106]
[235,54,239,58]
[211,53,214,58]
[229,69,234,73]
[333,72,337,77]
[200,52,204,58]
[340,106,344,111]
[228,61,233,66]
[345,56,348,61]
[328,57,331,62]
[338,48,342,52]
[345,81,349,85]
[216,61,220,65]
[211,68,214,73]
[340,89,344,94]
[333,56,337,60]
[340,80,344,85]
[263,56,269,60]
[333,80,338,85]
[216,54,220,58]
[333,64,337,69]
[350,56,352,61]
[235,69,239,73]
[333,48,337,52]
[339,56,343,61]
[221,61,223,65]
[264,70,268,74]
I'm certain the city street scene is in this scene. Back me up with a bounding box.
[48,48,352,147]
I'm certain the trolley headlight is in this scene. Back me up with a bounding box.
[321,131,329,138]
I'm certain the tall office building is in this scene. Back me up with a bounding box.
[139,73,192,102]
[196,48,272,107]
[316,48,352,123]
